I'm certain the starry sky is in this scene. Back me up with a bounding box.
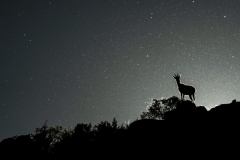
[1,0,240,141]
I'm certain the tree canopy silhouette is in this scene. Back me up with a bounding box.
[140,96,180,120]
[33,120,65,152]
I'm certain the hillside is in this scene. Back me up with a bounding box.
[1,99,240,158]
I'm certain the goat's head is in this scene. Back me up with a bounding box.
[173,74,181,83]
[173,74,181,80]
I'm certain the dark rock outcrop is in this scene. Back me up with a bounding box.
[128,100,240,158]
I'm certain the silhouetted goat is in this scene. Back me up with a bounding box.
[173,74,196,102]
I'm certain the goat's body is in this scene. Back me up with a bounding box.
[178,83,195,101]
[178,83,195,95]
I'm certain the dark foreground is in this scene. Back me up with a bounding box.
[1,100,240,159]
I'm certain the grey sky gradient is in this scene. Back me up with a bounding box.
[1,0,240,141]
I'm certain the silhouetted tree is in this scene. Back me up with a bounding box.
[71,123,93,154]
[140,96,180,120]
[90,118,128,158]
[92,118,123,147]
[51,126,74,155]
[93,119,116,140]
[73,123,93,142]
[32,120,64,152]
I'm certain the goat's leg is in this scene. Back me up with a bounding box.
[182,93,184,100]
[189,95,193,101]
[193,94,195,100]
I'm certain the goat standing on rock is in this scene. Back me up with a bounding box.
[173,74,196,102]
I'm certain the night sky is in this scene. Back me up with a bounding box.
[1,0,240,141]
